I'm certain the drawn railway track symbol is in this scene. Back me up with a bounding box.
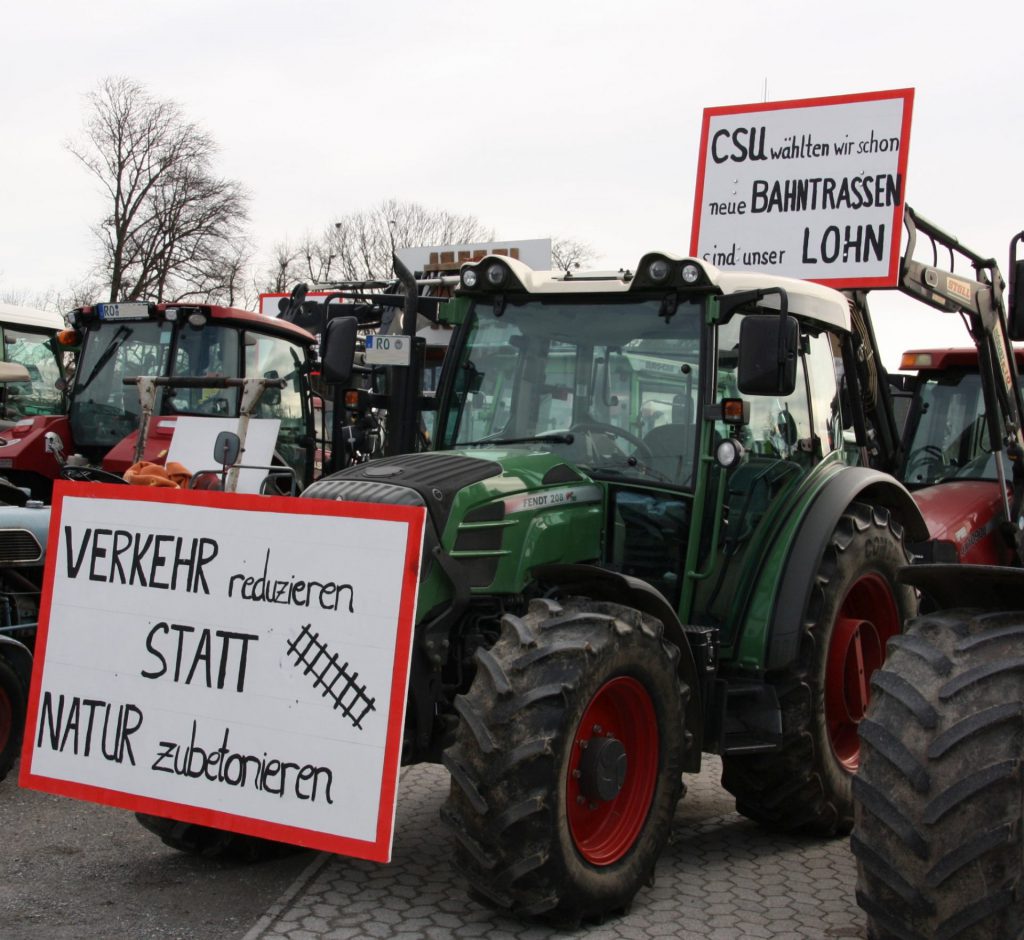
[286,624,376,730]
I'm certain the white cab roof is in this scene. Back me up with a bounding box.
[0,302,65,332]
[469,253,852,334]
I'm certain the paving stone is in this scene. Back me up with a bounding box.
[249,758,865,939]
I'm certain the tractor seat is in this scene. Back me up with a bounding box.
[642,424,694,485]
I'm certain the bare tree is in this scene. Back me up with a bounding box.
[551,236,598,273]
[320,198,494,283]
[263,240,302,294]
[67,76,250,303]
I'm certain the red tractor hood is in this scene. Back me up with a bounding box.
[0,416,73,480]
[101,416,180,475]
[912,479,1013,566]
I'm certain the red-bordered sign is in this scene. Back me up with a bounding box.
[20,482,424,863]
[690,88,914,289]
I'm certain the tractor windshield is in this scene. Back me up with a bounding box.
[441,296,703,486]
[902,369,1015,485]
[1,326,65,419]
[69,319,243,452]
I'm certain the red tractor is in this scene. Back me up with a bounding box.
[0,300,322,500]
[852,218,1024,939]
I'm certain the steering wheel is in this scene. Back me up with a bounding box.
[60,465,128,485]
[195,395,230,416]
[570,422,653,460]
[904,444,947,482]
[568,422,678,482]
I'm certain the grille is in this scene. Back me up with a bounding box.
[0,529,43,564]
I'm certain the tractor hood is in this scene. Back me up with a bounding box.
[303,449,605,595]
[912,479,1013,565]
[303,449,593,532]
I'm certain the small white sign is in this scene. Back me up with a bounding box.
[21,484,424,863]
[165,417,281,494]
[690,89,914,288]
[396,238,552,275]
[365,335,412,366]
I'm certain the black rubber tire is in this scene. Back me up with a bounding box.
[441,596,688,926]
[0,657,27,782]
[852,609,1024,940]
[721,501,916,835]
[134,813,300,862]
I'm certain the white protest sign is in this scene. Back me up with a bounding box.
[21,482,424,863]
[690,88,914,288]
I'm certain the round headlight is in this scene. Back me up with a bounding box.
[715,437,745,468]
[486,263,508,287]
[164,308,179,322]
[681,263,700,284]
[187,312,207,328]
[648,259,671,282]
[462,269,479,288]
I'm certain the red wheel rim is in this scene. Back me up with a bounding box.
[566,676,659,865]
[825,572,900,771]
[0,685,11,755]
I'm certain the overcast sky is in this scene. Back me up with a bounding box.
[2,0,1021,370]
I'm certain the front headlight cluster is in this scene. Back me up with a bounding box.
[460,258,521,293]
[631,254,709,290]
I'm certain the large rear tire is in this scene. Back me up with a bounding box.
[852,609,1024,940]
[721,501,915,834]
[442,596,688,925]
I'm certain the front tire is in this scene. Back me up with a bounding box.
[134,814,298,862]
[0,657,26,782]
[442,596,688,925]
[852,609,1024,940]
[721,501,915,834]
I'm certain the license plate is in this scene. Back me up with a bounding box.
[365,334,411,366]
[97,302,150,321]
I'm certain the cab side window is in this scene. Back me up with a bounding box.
[245,334,308,475]
[716,314,814,464]
[805,331,843,456]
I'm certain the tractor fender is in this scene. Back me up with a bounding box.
[530,562,705,766]
[765,467,929,672]
[898,562,1024,611]
[0,635,33,689]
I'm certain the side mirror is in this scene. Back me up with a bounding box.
[737,314,799,396]
[321,316,358,385]
[261,369,282,408]
[213,430,241,467]
[0,362,31,384]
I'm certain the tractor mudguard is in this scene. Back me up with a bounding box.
[765,467,929,672]
[531,562,705,770]
[898,562,1024,611]
[0,635,33,688]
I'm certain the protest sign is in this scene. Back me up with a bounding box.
[20,482,424,863]
[690,88,914,288]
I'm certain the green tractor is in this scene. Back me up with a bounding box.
[295,248,927,923]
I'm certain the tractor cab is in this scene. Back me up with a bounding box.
[896,346,1024,566]
[420,252,857,611]
[0,303,67,431]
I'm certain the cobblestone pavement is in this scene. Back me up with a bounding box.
[244,756,865,940]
